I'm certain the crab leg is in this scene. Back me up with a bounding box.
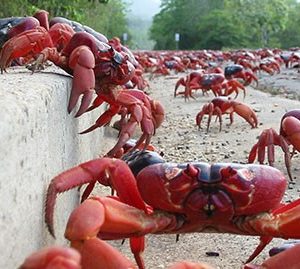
[196,103,222,132]
[79,103,121,134]
[174,77,186,97]
[248,128,292,180]
[239,198,300,262]
[45,158,148,237]
[80,90,157,157]
[244,243,300,269]
[46,158,157,268]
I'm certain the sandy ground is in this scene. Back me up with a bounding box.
[104,67,300,269]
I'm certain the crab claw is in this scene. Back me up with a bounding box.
[229,100,258,128]
[67,45,96,117]
[222,79,246,99]
[65,197,174,269]
[19,246,81,269]
[244,71,258,87]
[76,237,137,269]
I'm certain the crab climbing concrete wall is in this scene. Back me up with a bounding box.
[0,66,116,268]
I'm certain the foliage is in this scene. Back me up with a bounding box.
[276,1,300,48]
[225,0,289,47]
[195,10,248,50]
[0,0,128,40]
[83,0,129,39]
[150,0,300,50]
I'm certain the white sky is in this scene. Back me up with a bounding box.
[127,0,161,19]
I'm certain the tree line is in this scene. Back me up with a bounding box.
[149,0,300,50]
[2,0,300,50]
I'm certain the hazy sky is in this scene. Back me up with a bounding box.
[127,0,161,19]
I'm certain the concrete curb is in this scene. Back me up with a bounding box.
[0,66,115,268]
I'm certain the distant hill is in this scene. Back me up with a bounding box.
[128,15,155,50]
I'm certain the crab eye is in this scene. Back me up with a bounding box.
[184,164,199,178]
[112,51,123,66]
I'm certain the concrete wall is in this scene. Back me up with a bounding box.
[0,66,116,268]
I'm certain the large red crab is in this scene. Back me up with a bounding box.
[248,109,300,181]
[44,150,300,269]
[196,96,258,132]
[18,244,216,269]
[0,14,164,157]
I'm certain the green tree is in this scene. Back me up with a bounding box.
[224,0,289,47]
[196,10,248,50]
[150,0,228,49]
[150,0,298,50]
[83,0,129,39]
[276,0,300,48]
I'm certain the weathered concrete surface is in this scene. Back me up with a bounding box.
[0,66,115,268]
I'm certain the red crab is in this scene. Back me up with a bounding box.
[254,58,281,75]
[45,150,300,269]
[0,10,75,68]
[281,52,300,69]
[174,72,245,100]
[224,64,258,86]
[196,96,258,132]
[248,109,300,181]
[0,15,164,157]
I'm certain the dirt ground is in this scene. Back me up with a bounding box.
[106,67,300,269]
